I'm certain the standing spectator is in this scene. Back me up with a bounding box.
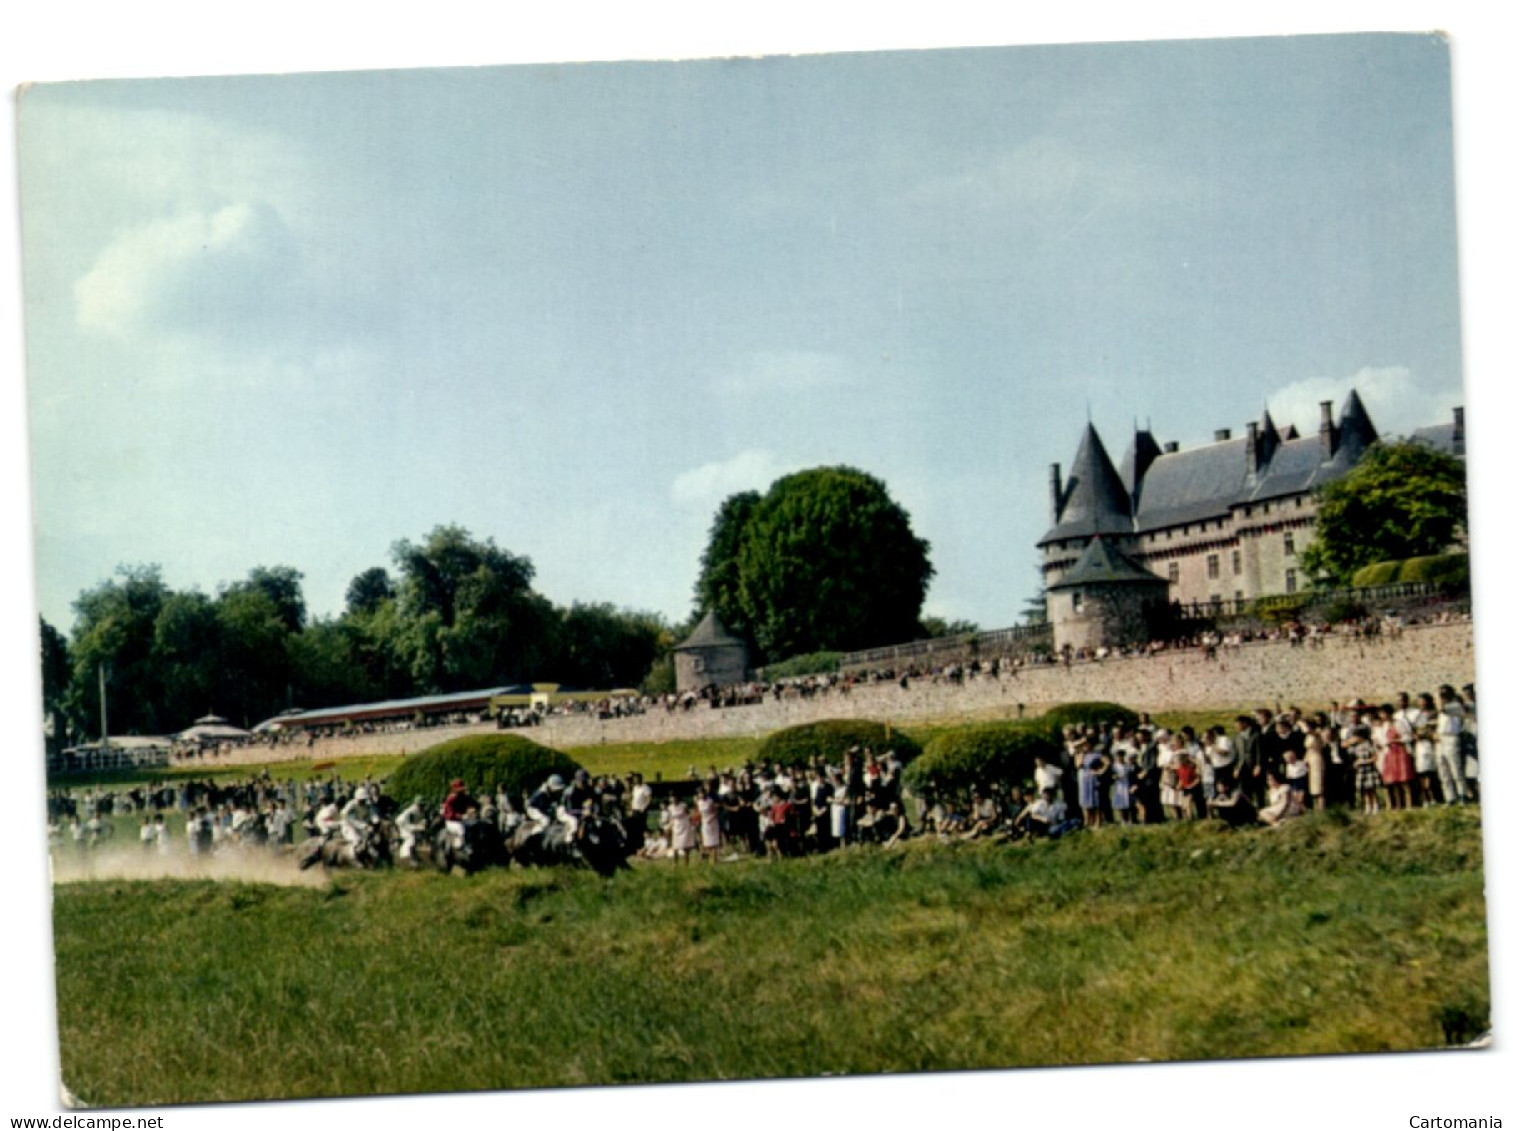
[1174,747,1202,820]
[1157,731,1182,821]
[1435,686,1470,805]
[1460,684,1479,804]
[1109,748,1134,824]
[1377,704,1415,811]
[1351,726,1383,815]
[696,788,723,863]
[1076,739,1104,829]
[1402,692,1440,805]
[1304,728,1328,811]
[663,795,696,865]
[1232,716,1265,806]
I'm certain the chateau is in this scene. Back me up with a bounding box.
[1040,391,1464,652]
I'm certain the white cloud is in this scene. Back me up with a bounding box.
[1266,366,1462,441]
[20,105,314,242]
[669,449,789,508]
[712,350,861,397]
[75,202,296,338]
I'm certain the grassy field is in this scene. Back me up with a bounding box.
[51,805,1488,1106]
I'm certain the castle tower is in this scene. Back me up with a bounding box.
[672,611,750,693]
[1045,536,1170,653]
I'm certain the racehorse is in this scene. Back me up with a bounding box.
[297,824,393,871]
[508,814,632,877]
[431,816,509,875]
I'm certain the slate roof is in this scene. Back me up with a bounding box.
[675,610,746,651]
[1412,423,1461,456]
[1039,424,1134,544]
[1131,436,1252,529]
[262,687,521,729]
[1042,389,1400,541]
[1046,536,1168,591]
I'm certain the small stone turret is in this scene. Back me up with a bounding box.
[672,611,750,693]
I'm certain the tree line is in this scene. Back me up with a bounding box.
[42,525,676,743]
[40,467,949,745]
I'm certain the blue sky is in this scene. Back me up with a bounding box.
[19,33,1466,636]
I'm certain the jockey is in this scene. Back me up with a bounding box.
[395,795,427,862]
[525,774,567,834]
[559,770,595,839]
[340,787,376,849]
[441,780,477,851]
[313,798,342,839]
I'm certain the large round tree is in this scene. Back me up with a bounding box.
[697,466,934,662]
[1301,440,1468,585]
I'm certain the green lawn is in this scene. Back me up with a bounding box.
[51,805,1487,1106]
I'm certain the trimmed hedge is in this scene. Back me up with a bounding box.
[1037,701,1141,736]
[1399,552,1470,590]
[756,719,922,767]
[760,651,844,680]
[1352,553,1469,591]
[384,734,582,806]
[903,723,1059,804]
[1352,560,1402,588]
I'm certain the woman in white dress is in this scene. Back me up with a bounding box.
[696,788,723,863]
[663,796,696,865]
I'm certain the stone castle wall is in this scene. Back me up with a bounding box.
[196,620,1476,768]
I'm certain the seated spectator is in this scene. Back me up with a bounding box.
[1208,779,1257,828]
[1258,772,1303,827]
[1022,788,1070,840]
[963,790,999,839]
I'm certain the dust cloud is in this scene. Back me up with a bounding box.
[50,845,330,887]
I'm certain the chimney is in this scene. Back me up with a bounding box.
[1319,400,1337,458]
[1214,428,1231,442]
[1163,442,1180,454]
[1049,462,1063,521]
[1453,406,1465,448]
[1246,421,1260,476]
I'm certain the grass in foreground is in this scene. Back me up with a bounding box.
[51,805,1488,1106]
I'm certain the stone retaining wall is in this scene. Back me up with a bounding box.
[192,620,1476,768]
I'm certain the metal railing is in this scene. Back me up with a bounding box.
[839,622,1052,669]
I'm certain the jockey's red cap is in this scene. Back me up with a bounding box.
[450,779,465,791]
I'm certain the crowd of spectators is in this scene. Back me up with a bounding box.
[916,682,1479,845]
[47,675,1478,866]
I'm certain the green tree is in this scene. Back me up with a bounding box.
[40,617,71,748]
[340,597,410,702]
[289,618,379,709]
[702,467,934,662]
[1301,441,1469,585]
[66,565,171,737]
[693,490,761,641]
[223,565,307,634]
[552,603,666,689]
[390,525,554,692]
[1020,583,1048,626]
[215,583,296,726]
[152,591,225,728]
[344,566,395,616]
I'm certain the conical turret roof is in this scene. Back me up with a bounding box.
[1331,389,1379,465]
[1118,428,1164,507]
[1039,423,1133,544]
[1046,535,1168,591]
[674,610,745,652]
